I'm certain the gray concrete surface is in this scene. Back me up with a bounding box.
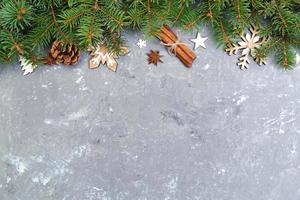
[1,31,300,200]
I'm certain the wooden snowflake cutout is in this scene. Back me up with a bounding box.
[19,56,37,75]
[226,25,268,70]
[88,46,129,72]
[147,50,163,66]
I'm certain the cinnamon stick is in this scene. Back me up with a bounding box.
[160,32,192,67]
[159,25,196,68]
[162,26,196,62]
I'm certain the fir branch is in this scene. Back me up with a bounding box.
[0,0,298,69]
[278,40,294,69]
[76,0,101,47]
[27,18,54,50]
[147,0,155,36]
[173,6,185,23]
[219,19,233,47]
[0,28,24,62]
[0,0,34,32]
[59,7,86,30]
[207,0,214,23]
[183,13,207,30]
[50,3,72,44]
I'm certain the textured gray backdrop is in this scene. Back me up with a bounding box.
[1,31,300,200]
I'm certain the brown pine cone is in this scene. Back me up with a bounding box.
[45,41,80,66]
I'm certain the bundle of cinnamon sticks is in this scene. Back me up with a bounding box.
[159,25,196,68]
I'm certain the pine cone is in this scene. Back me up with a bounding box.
[45,41,80,66]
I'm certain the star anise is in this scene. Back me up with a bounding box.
[147,50,163,66]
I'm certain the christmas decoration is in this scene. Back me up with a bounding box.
[190,33,208,50]
[19,56,36,75]
[226,25,268,70]
[147,50,163,66]
[0,1,299,70]
[159,25,196,68]
[296,54,300,65]
[45,41,80,66]
[88,45,129,72]
[137,39,147,49]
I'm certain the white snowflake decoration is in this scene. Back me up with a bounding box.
[226,25,268,70]
[19,56,37,75]
[137,39,147,49]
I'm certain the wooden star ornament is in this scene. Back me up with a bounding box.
[147,50,163,66]
[190,32,208,50]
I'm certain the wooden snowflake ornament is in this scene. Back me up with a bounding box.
[88,46,129,72]
[226,25,268,70]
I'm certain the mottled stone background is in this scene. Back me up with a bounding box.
[1,31,300,200]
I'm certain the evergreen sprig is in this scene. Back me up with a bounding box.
[0,0,299,69]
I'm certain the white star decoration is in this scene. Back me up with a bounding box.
[190,32,208,50]
[137,39,147,49]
